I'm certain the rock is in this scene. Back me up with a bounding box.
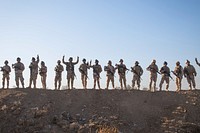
[69,122,80,131]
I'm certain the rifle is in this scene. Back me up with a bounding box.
[183,68,191,80]
[79,68,89,79]
[93,68,101,79]
[131,67,142,80]
[164,72,174,81]
[171,71,179,79]
[147,66,161,74]
[104,66,115,77]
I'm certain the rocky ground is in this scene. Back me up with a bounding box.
[0,88,200,133]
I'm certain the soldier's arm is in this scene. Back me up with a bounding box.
[140,66,143,76]
[195,58,200,66]
[193,66,197,76]
[99,65,102,73]
[62,56,67,65]
[21,63,25,71]
[74,56,79,65]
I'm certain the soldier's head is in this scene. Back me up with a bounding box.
[163,61,168,66]
[108,60,112,65]
[152,59,156,64]
[69,57,73,62]
[41,61,45,66]
[186,60,190,65]
[135,61,139,66]
[4,60,8,65]
[119,59,123,64]
[95,59,99,64]
[176,61,180,66]
[17,57,21,62]
[32,57,36,62]
[57,60,61,65]
[82,58,86,63]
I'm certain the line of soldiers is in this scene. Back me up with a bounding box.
[0,56,199,92]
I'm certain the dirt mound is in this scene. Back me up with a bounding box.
[0,88,200,133]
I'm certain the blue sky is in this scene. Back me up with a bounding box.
[0,0,200,90]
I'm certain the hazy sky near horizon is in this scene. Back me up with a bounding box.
[0,0,200,90]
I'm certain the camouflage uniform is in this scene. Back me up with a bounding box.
[28,55,39,88]
[184,60,197,90]
[1,60,11,89]
[131,61,143,90]
[55,60,64,90]
[79,59,90,89]
[159,62,170,91]
[172,61,183,92]
[39,61,47,89]
[115,59,128,90]
[12,57,25,88]
[147,60,158,92]
[62,56,79,89]
[90,60,102,89]
[104,60,115,89]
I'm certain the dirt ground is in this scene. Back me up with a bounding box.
[0,88,200,133]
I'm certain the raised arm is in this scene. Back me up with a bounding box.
[62,55,67,65]
[74,56,79,65]
[195,58,200,66]
[36,55,40,63]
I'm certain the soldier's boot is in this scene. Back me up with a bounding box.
[58,83,61,90]
[16,81,19,88]
[97,81,101,89]
[93,83,96,89]
[132,82,135,89]
[28,79,32,88]
[166,84,169,91]
[71,80,74,89]
[189,84,192,90]
[67,80,70,89]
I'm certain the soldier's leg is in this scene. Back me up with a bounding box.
[67,78,70,89]
[119,76,123,89]
[33,79,36,89]
[149,77,153,91]
[111,76,115,89]
[159,77,164,91]
[132,78,135,89]
[153,75,157,92]
[97,77,101,89]
[54,77,57,90]
[71,77,74,89]
[84,76,87,89]
[123,77,127,89]
[20,75,25,88]
[2,76,5,89]
[137,78,141,90]
[58,79,61,90]
[179,78,182,91]
[93,78,96,89]
[15,75,19,88]
[166,77,169,91]
[191,76,196,89]
[187,77,192,90]
[6,76,10,89]
[81,74,84,88]
[175,78,179,91]
[29,76,33,88]
[106,76,110,89]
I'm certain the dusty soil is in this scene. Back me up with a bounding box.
[0,88,200,133]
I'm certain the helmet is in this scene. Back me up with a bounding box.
[164,61,168,65]
[17,57,21,61]
[69,57,73,61]
[176,61,180,65]
[57,60,61,63]
[82,58,86,62]
[32,57,36,61]
[4,60,8,64]
[108,60,112,64]
[95,59,99,63]
[186,60,190,64]
[119,59,123,62]
[152,59,156,63]
[135,61,139,65]
[41,61,45,65]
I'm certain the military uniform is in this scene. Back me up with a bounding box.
[28,56,39,88]
[55,60,64,90]
[159,62,170,91]
[62,56,79,89]
[173,61,183,92]
[184,60,197,90]
[12,58,25,88]
[91,60,102,89]
[104,60,115,89]
[79,59,90,89]
[131,61,143,90]
[115,59,128,90]
[1,60,11,89]
[147,60,158,92]
[39,61,47,89]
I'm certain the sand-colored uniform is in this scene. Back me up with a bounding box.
[91,64,102,89]
[131,65,143,90]
[79,63,90,89]
[39,65,47,89]
[54,64,64,90]
[116,64,127,89]
[1,65,11,89]
[13,62,25,88]
[173,65,183,91]
[159,66,170,91]
[147,63,158,91]
[29,59,39,88]
[104,65,115,89]
[183,65,197,90]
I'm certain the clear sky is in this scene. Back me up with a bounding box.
[0,0,200,90]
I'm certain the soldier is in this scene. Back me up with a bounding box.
[39,61,47,89]
[115,59,128,90]
[195,58,200,67]
[172,61,183,92]
[131,61,143,90]
[12,57,25,88]
[90,59,102,89]
[183,60,197,90]
[79,58,90,89]
[28,55,40,89]
[1,60,11,89]
[146,59,159,92]
[159,61,170,91]
[104,60,115,89]
[54,60,64,90]
[62,56,79,89]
